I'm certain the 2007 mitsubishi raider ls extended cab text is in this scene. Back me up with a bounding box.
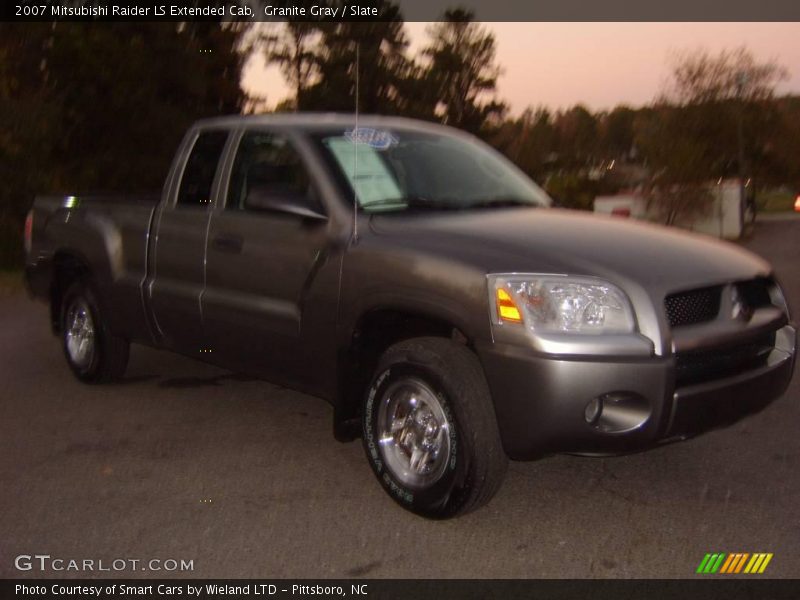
[24,114,796,518]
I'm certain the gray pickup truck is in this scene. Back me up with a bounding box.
[25,114,796,518]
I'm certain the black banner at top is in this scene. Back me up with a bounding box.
[4,0,800,22]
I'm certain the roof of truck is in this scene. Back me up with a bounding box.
[193,113,464,136]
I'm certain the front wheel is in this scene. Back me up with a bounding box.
[362,337,507,518]
[61,280,129,383]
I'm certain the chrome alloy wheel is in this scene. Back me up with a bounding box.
[65,298,95,369]
[377,377,452,490]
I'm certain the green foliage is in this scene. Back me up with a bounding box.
[639,47,790,223]
[666,46,787,106]
[644,182,714,226]
[764,96,800,188]
[263,5,504,131]
[0,25,62,222]
[554,105,597,168]
[756,189,797,212]
[491,47,796,220]
[298,2,414,114]
[599,106,636,161]
[492,106,642,207]
[0,22,251,267]
[636,104,716,183]
[3,17,799,275]
[491,107,556,180]
[39,23,249,192]
[262,21,320,105]
[543,172,613,211]
[421,9,505,134]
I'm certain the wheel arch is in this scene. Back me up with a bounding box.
[333,305,478,441]
[50,250,94,333]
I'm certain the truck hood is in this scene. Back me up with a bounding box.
[368,207,771,298]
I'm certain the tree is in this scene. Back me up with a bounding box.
[262,20,321,110]
[657,47,787,179]
[640,46,788,225]
[300,1,413,114]
[635,103,719,225]
[390,56,440,120]
[765,96,800,188]
[597,105,636,162]
[422,9,505,134]
[644,181,715,227]
[553,105,598,168]
[665,46,787,106]
[0,22,253,268]
[38,23,250,192]
[0,25,61,267]
[492,107,556,179]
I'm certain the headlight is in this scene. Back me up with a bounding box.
[488,274,636,334]
[769,281,790,318]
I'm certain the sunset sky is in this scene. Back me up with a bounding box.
[243,22,800,114]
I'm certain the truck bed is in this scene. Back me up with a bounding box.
[26,193,161,343]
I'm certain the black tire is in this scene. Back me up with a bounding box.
[362,337,508,519]
[60,280,129,383]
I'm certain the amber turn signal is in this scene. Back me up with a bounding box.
[496,288,523,323]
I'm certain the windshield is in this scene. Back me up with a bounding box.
[311,127,552,213]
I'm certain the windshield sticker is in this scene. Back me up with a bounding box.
[325,138,404,206]
[344,127,398,150]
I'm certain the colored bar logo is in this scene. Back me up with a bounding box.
[696,553,773,574]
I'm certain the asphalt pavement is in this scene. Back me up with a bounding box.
[1,216,798,579]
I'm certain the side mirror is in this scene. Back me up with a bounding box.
[244,187,327,222]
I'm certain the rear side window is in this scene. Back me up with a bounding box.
[176,130,228,207]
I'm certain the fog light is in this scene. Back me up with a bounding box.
[587,392,650,433]
[584,396,603,424]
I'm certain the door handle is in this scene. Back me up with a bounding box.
[211,233,243,254]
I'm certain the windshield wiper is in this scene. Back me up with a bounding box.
[465,198,539,209]
[362,196,539,212]
[404,196,464,210]
[362,196,463,212]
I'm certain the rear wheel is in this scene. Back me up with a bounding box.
[61,281,129,383]
[362,337,507,518]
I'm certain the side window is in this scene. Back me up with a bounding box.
[176,130,228,207]
[226,131,315,211]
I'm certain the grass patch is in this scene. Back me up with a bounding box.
[756,190,797,212]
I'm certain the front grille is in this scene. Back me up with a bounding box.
[665,286,721,328]
[674,332,775,387]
